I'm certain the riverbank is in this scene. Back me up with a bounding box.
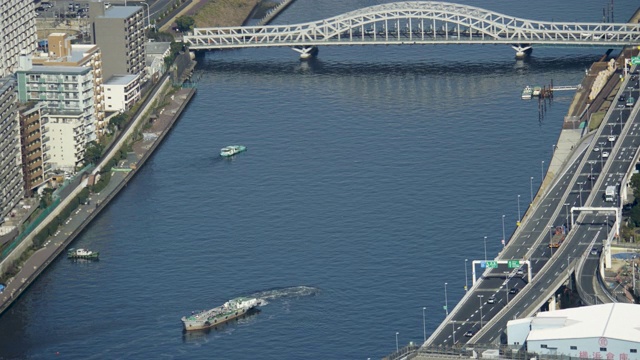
[0,78,195,316]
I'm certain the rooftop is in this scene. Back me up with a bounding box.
[526,303,640,343]
[105,74,138,86]
[18,66,90,75]
[100,5,141,19]
[145,42,171,55]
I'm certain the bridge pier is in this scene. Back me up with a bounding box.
[292,46,319,60]
[511,45,532,60]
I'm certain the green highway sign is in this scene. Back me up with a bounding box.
[632,56,640,65]
[508,260,521,268]
[486,261,498,268]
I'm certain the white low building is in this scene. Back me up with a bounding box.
[507,303,640,359]
[104,74,141,113]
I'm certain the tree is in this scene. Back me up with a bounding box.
[175,16,195,32]
[631,174,640,202]
[109,113,127,131]
[84,141,104,165]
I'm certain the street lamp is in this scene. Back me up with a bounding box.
[517,195,521,222]
[444,282,449,316]
[541,160,545,183]
[505,278,509,304]
[564,203,570,230]
[395,332,399,352]
[589,162,594,189]
[502,215,506,248]
[549,226,555,256]
[140,2,150,29]
[465,259,469,291]
[483,236,488,261]
[530,176,534,204]
[478,295,484,328]
[422,307,427,342]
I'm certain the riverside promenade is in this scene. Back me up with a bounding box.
[0,77,196,315]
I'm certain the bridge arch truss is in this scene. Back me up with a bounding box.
[185,1,640,54]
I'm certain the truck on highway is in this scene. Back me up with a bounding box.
[549,225,566,248]
[605,185,616,202]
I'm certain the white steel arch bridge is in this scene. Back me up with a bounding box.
[183,1,640,58]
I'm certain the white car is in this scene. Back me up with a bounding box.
[593,147,600,152]
[602,151,610,158]
[608,135,616,142]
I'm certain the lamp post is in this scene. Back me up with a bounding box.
[422,307,427,342]
[140,2,150,29]
[483,236,487,261]
[478,295,484,328]
[517,195,521,222]
[465,259,469,291]
[530,176,534,204]
[579,182,583,206]
[541,160,545,183]
[502,215,506,248]
[505,278,509,304]
[589,162,594,189]
[395,332,399,352]
[549,226,554,256]
[444,282,449,316]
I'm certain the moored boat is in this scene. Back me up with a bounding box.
[67,248,99,260]
[220,145,246,157]
[532,86,542,97]
[181,297,262,331]
[521,86,533,100]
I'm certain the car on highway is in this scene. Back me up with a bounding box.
[591,247,599,255]
[619,95,627,102]
[487,295,496,304]
[509,287,519,294]
[464,330,474,337]
[602,151,610,158]
[516,268,524,276]
[608,135,616,142]
[593,147,600,152]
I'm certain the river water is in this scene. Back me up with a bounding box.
[0,1,637,359]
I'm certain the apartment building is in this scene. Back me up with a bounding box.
[19,103,45,195]
[91,4,146,80]
[16,63,98,174]
[0,77,25,224]
[104,74,140,113]
[32,33,106,134]
[0,0,37,77]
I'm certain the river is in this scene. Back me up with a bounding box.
[0,0,637,358]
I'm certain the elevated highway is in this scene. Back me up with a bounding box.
[184,2,640,58]
[424,68,640,349]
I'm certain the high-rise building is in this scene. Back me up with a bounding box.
[90,4,146,80]
[0,0,37,77]
[0,77,25,224]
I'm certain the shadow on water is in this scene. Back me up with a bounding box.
[198,52,600,77]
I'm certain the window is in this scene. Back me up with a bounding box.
[631,349,637,354]
[570,346,577,350]
[600,348,607,352]
[541,345,547,349]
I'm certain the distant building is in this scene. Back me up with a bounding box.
[90,3,146,80]
[104,74,141,113]
[0,0,37,76]
[0,77,25,224]
[507,303,640,359]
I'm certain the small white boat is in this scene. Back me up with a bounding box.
[220,145,246,157]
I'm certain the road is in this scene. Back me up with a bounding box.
[425,69,640,348]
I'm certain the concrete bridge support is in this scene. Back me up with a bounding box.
[293,46,318,60]
[511,44,532,59]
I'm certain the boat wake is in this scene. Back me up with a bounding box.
[248,286,320,303]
